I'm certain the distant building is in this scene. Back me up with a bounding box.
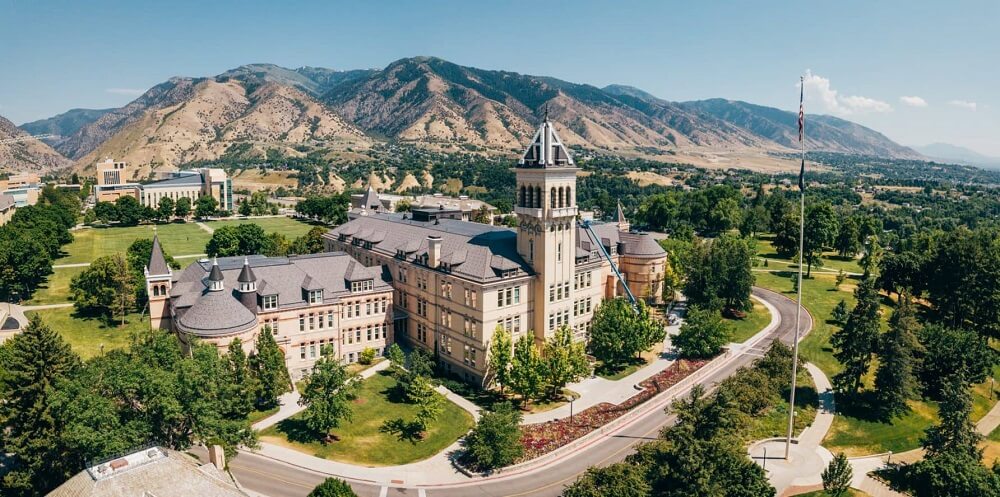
[350,187,497,224]
[93,158,234,212]
[325,119,668,385]
[0,193,17,226]
[147,238,394,378]
[1,172,42,207]
[46,446,247,497]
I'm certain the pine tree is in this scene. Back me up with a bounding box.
[822,453,853,497]
[408,375,444,434]
[831,299,849,325]
[0,314,82,495]
[923,371,982,459]
[299,346,359,442]
[225,338,257,419]
[831,276,881,394]
[874,296,923,418]
[509,334,544,404]
[487,325,513,395]
[251,328,291,409]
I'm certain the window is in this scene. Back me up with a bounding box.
[309,344,316,359]
[354,302,361,317]
[529,239,534,261]
[381,298,387,313]
[514,286,520,304]
[308,314,315,330]
[300,345,306,359]
[417,298,427,317]
[355,329,361,343]
[262,294,278,310]
[318,313,324,329]
[417,323,428,343]
[366,302,372,315]
[471,290,477,308]
[557,242,563,262]
[308,290,323,304]
[367,326,372,341]
[497,290,504,308]
[351,280,374,292]
[327,311,334,328]
[465,288,472,306]
[549,285,555,302]
[299,315,305,332]
[346,303,353,318]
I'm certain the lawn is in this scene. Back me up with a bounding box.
[59,222,210,264]
[260,371,474,466]
[755,234,863,274]
[596,341,666,381]
[248,407,280,425]
[28,266,86,305]
[751,270,1000,457]
[25,307,147,359]
[725,298,772,343]
[203,216,319,239]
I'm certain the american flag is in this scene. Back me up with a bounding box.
[798,77,805,190]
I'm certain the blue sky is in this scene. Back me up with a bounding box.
[2,0,997,155]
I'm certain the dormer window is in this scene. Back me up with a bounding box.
[261,294,278,310]
[351,279,374,293]
[308,290,323,304]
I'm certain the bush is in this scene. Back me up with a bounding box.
[358,347,376,365]
[308,478,358,497]
[673,306,731,359]
[460,403,523,471]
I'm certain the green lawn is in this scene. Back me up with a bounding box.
[203,217,319,239]
[248,407,280,425]
[260,371,474,466]
[25,307,147,359]
[755,234,863,274]
[596,341,665,380]
[60,223,210,264]
[28,266,86,305]
[725,299,772,343]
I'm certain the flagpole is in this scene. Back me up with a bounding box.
[785,76,806,460]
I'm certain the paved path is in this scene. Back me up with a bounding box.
[196,221,215,234]
[222,287,806,497]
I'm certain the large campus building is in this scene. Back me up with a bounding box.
[94,158,234,212]
[324,119,668,384]
[147,119,668,385]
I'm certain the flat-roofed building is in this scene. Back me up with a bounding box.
[93,159,233,212]
[0,193,16,226]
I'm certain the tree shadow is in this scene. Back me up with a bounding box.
[273,417,323,444]
[834,390,891,423]
[380,418,422,444]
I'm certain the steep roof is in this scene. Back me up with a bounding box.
[147,234,171,276]
[176,288,257,337]
[360,185,380,210]
[616,201,627,224]
[326,213,533,283]
[619,232,668,258]
[236,257,256,283]
[518,119,575,168]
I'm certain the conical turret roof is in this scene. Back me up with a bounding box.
[147,233,171,276]
[237,257,256,283]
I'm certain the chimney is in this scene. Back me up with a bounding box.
[427,235,442,268]
[208,444,226,470]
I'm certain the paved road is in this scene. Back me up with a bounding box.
[211,286,812,497]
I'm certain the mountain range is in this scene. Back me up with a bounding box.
[911,143,1000,169]
[6,57,925,176]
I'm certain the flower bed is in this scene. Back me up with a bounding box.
[518,359,710,460]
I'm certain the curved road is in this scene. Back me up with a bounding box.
[219,287,812,497]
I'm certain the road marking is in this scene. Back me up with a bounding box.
[379,486,388,497]
[230,463,314,489]
[418,489,427,497]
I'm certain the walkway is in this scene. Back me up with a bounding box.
[196,221,215,234]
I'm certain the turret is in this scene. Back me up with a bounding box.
[236,257,258,311]
[145,232,173,330]
[207,257,225,292]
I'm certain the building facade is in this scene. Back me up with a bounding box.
[350,187,497,224]
[324,119,669,385]
[0,193,16,226]
[146,238,393,379]
[93,159,234,212]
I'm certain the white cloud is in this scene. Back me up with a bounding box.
[106,88,146,96]
[801,70,892,115]
[949,100,978,111]
[899,96,928,107]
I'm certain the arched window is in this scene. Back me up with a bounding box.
[550,187,556,208]
[535,186,542,208]
[520,185,526,207]
[153,285,159,297]
[567,187,573,206]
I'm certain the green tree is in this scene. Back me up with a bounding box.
[674,306,731,359]
[386,343,406,376]
[831,276,881,394]
[860,236,883,278]
[542,326,590,399]
[358,347,376,365]
[460,402,523,471]
[0,315,81,496]
[588,298,664,369]
[157,196,175,221]
[834,215,862,257]
[299,346,359,441]
[251,328,291,409]
[291,226,328,254]
[683,234,755,312]
[487,325,513,394]
[308,478,358,497]
[407,374,444,434]
[206,223,272,257]
[114,195,144,226]
[195,195,219,218]
[509,334,544,403]
[0,234,51,301]
[821,453,853,497]
[874,297,923,418]
[225,338,257,419]
[803,202,839,276]
[923,372,981,459]
[93,201,117,223]
[830,299,849,325]
[772,210,800,258]
[69,253,136,325]
[917,325,994,399]
[174,196,192,218]
[563,462,652,497]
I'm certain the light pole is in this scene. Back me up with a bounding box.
[887,450,893,466]
[568,395,576,425]
[991,376,995,400]
[763,446,768,471]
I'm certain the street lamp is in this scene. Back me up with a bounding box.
[762,446,768,471]
[887,450,893,465]
[567,395,576,425]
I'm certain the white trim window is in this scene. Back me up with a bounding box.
[261,294,278,310]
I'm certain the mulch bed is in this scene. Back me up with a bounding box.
[518,359,710,461]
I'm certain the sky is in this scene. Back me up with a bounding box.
[1,0,997,155]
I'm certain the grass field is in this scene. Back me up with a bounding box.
[26,307,147,359]
[28,266,86,305]
[725,299,772,343]
[59,223,210,264]
[755,234,863,274]
[260,371,474,466]
[753,270,1000,456]
[745,370,818,441]
[203,217,320,239]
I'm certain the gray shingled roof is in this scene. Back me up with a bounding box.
[147,235,171,276]
[327,213,534,283]
[177,289,258,337]
[237,258,256,283]
[360,185,380,210]
[619,232,668,258]
[170,253,391,331]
